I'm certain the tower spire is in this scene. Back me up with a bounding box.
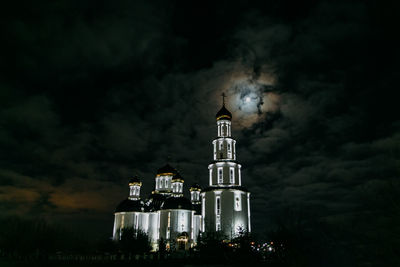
[221,92,226,106]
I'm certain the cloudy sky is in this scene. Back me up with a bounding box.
[0,0,399,246]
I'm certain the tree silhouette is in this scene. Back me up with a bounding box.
[117,227,151,256]
[197,230,227,262]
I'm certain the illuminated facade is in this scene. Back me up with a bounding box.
[113,168,202,251]
[113,97,251,250]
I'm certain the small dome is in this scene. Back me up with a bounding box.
[115,199,144,213]
[161,196,193,210]
[172,172,184,182]
[190,183,201,191]
[156,164,177,176]
[216,105,232,121]
[128,176,141,186]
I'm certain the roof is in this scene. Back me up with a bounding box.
[156,164,177,176]
[145,193,167,211]
[161,196,193,210]
[216,105,232,121]
[115,199,144,213]
[190,183,201,191]
[128,176,141,186]
[172,172,184,182]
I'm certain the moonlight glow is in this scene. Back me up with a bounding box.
[222,79,280,128]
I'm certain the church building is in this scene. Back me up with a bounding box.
[112,96,251,250]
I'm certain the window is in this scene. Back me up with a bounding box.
[216,215,221,231]
[230,168,234,183]
[218,168,223,184]
[234,194,242,211]
[216,196,221,231]
[216,197,221,214]
[167,212,171,239]
[219,141,223,150]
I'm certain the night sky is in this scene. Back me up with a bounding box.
[1,0,399,248]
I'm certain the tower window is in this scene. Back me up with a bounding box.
[230,168,234,183]
[218,168,223,184]
[216,195,221,232]
[167,212,171,239]
[216,215,221,231]
[216,196,221,215]
[234,194,242,211]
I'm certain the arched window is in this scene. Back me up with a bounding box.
[218,168,223,184]
[234,194,242,211]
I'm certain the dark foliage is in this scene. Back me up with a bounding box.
[117,227,152,255]
[196,230,228,262]
[230,227,258,263]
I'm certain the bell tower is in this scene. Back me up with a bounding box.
[209,94,241,186]
[202,93,251,237]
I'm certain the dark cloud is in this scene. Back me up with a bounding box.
[0,0,399,262]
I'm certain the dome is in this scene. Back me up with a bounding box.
[128,176,141,186]
[215,105,232,121]
[172,172,184,182]
[115,199,144,213]
[161,196,193,210]
[156,164,177,176]
[190,183,201,191]
[145,193,167,211]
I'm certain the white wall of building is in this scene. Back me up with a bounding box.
[202,189,250,239]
